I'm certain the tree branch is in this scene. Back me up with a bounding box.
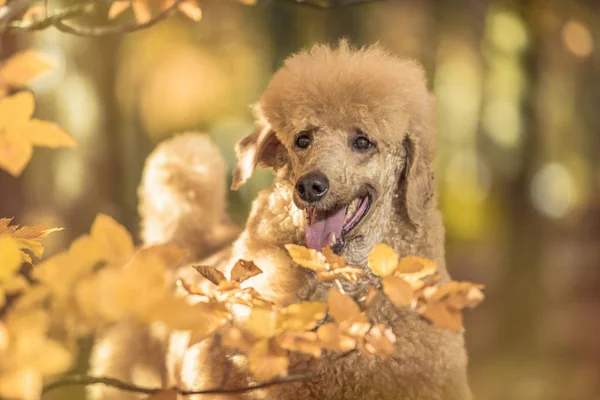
[42,372,313,397]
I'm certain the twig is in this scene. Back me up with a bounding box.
[4,0,184,36]
[42,372,313,397]
[278,0,381,9]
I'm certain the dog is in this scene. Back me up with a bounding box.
[89,41,471,400]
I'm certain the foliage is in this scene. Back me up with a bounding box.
[0,213,484,399]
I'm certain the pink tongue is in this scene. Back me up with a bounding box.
[305,207,346,251]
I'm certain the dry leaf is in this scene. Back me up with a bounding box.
[317,266,365,284]
[90,214,134,265]
[177,0,202,21]
[327,288,362,323]
[316,322,356,352]
[247,339,289,381]
[381,276,414,307]
[221,325,255,351]
[418,302,463,332]
[0,235,22,281]
[285,244,327,272]
[364,324,396,358]
[131,0,152,24]
[230,259,262,283]
[321,246,344,268]
[245,307,277,338]
[193,265,226,286]
[277,331,321,358]
[277,301,327,332]
[0,50,52,87]
[368,243,398,277]
[0,92,75,176]
[108,0,131,19]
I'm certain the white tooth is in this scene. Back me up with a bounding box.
[330,233,336,246]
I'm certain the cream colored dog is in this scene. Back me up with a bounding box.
[90,42,471,400]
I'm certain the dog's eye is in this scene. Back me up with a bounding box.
[353,136,373,150]
[295,134,311,149]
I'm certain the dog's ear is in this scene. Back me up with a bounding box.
[401,134,435,226]
[231,126,282,190]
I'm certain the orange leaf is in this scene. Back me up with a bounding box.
[285,244,327,272]
[177,0,202,22]
[277,301,326,332]
[368,243,398,277]
[230,259,262,283]
[247,339,289,381]
[192,265,226,286]
[0,136,32,177]
[131,0,151,24]
[419,302,463,332]
[382,276,414,307]
[1,51,52,87]
[108,0,131,19]
[327,288,363,323]
[19,119,76,149]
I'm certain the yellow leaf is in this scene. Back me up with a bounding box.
[246,307,277,338]
[285,244,327,272]
[419,302,463,332]
[19,119,76,148]
[220,326,255,351]
[321,246,345,268]
[277,301,327,332]
[91,214,134,264]
[382,276,414,307]
[33,339,73,374]
[364,324,396,358]
[0,91,35,129]
[131,0,151,24]
[108,0,131,19]
[277,331,321,358]
[0,321,8,354]
[0,135,32,177]
[368,243,398,277]
[316,323,356,352]
[247,339,289,381]
[178,0,202,21]
[396,256,437,276]
[0,234,22,281]
[327,288,363,323]
[193,265,226,286]
[230,259,262,283]
[0,50,52,87]
[0,368,42,400]
[150,296,228,333]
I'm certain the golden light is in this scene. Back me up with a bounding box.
[530,163,576,219]
[562,20,593,58]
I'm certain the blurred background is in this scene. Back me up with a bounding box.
[1,0,600,399]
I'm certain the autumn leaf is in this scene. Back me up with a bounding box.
[368,243,398,277]
[230,259,262,283]
[90,214,134,265]
[0,50,52,88]
[363,324,396,358]
[0,235,22,281]
[193,265,226,286]
[316,323,356,352]
[247,339,289,381]
[277,301,327,332]
[220,325,255,352]
[285,244,328,271]
[327,288,364,323]
[381,276,414,307]
[321,246,344,269]
[245,307,278,338]
[0,92,76,176]
[418,302,463,332]
[277,331,322,358]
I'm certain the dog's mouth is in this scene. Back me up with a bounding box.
[305,194,372,253]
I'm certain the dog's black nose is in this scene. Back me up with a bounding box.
[296,172,329,203]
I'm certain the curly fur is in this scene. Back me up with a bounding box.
[89,41,471,400]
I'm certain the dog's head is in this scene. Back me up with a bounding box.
[232,41,437,255]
